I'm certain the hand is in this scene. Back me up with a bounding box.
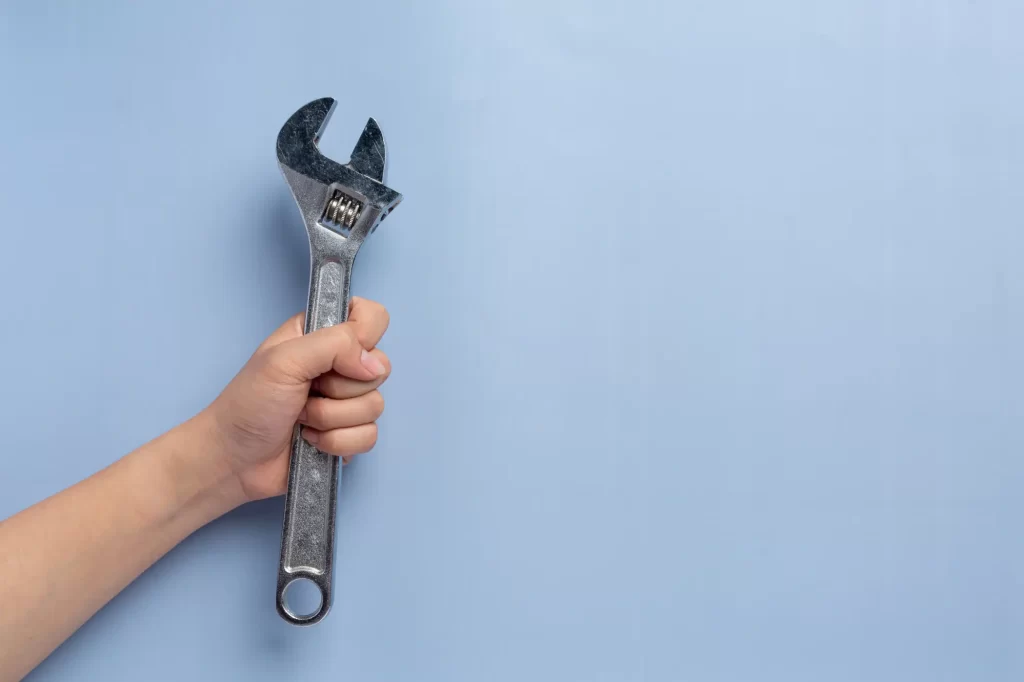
[204,297,391,502]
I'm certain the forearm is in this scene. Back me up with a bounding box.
[0,413,244,681]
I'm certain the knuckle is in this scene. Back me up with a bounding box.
[358,425,378,450]
[356,298,390,335]
[337,324,359,349]
[260,344,283,367]
[320,429,347,455]
[376,305,391,330]
[286,313,304,337]
[320,423,378,457]
[305,398,325,425]
[317,373,340,396]
[363,297,385,315]
[323,322,352,347]
[368,391,385,417]
[363,423,379,450]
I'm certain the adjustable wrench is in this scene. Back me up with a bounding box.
[275,98,402,625]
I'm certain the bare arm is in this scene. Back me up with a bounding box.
[0,298,391,681]
[0,416,241,681]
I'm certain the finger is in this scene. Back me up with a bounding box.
[300,391,385,431]
[315,350,391,399]
[347,297,390,350]
[302,423,378,458]
[266,323,386,385]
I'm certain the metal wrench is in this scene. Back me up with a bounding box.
[275,98,402,625]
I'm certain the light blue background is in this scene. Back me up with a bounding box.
[1,1,1022,680]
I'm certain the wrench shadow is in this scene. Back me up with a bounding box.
[222,179,312,335]
[225,498,297,652]
[263,192,311,304]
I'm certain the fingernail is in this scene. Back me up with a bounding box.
[360,349,386,376]
[303,428,319,444]
[298,408,308,423]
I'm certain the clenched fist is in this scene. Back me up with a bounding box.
[206,296,391,501]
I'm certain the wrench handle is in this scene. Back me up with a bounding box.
[276,243,354,625]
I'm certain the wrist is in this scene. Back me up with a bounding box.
[176,411,251,512]
[130,413,248,529]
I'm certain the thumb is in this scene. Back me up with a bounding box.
[264,322,385,384]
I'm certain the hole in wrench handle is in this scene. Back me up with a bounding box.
[277,569,331,625]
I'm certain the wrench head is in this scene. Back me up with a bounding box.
[277,97,402,240]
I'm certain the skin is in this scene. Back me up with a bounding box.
[0,297,392,682]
